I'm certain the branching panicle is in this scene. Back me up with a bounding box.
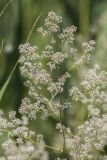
[0,11,106,160]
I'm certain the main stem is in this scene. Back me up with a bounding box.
[59,108,66,156]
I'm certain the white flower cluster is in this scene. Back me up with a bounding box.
[82,40,96,53]
[2,139,48,160]
[70,64,107,110]
[0,110,34,138]
[1,11,106,160]
[68,64,107,159]
[59,26,77,44]
[47,52,67,70]
[37,11,95,70]
[48,72,71,95]
[19,97,48,120]
[0,109,48,160]
[38,11,62,35]
[66,113,107,160]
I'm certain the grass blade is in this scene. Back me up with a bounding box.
[0,40,4,55]
[0,61,18,102]
[0,0,15,18]
[26,13,42,42]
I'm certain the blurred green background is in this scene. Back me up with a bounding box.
[0,0,107,157]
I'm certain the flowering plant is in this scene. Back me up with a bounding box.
[1,11,107,160]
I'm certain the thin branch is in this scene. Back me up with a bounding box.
[28,137,63,153]
[44,98,59,117]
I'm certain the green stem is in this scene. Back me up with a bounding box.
[28,137,63,153]
[59,108,66,155]
[51,92,59,102]
[44,98,58,117]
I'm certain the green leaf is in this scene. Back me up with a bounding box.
[0,61,18,102]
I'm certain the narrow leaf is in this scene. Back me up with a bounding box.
[26,13,42,42]
[0,40,4,55]
[0,0,15,18]
[0,61,18,102]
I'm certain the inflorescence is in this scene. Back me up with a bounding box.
[1,11,106,160]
